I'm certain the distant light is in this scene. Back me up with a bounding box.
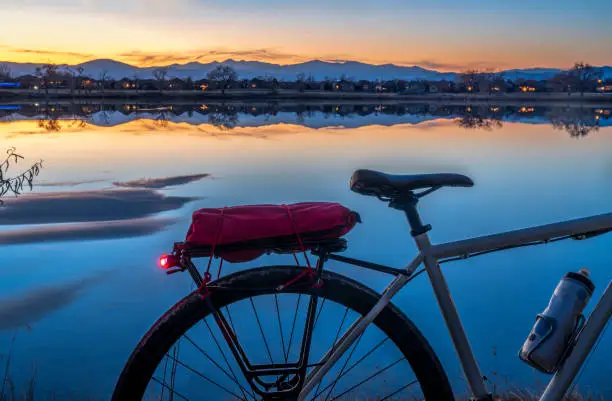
[33,86,39,90]
[595,115,600,120]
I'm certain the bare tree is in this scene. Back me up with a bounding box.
[296,72,306,83]
[66,67,79,95]
[34,64,58,97]
[153,67,169,92]
[99,70,111,94]
[0,148,43,204]
[460,69,479,92]
[75,66,85,94]
[569,62,603,95]
[0,64,11,79]
[132,74,140,90]
[207,65,238,95]
[208,111,238,130]
[460,69,497,93]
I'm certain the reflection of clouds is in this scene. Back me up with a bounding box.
[0,273,106,330]
[0,188,196,225]
[36,179,108,187]
[113,173,209,189]
[0,217,176,246]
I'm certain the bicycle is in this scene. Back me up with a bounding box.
[112,169,612,401]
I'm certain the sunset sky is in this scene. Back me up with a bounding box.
[1,0,611,71]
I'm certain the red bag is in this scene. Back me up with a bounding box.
[185,202,359,262]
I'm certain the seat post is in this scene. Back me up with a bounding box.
[389,192,432,237]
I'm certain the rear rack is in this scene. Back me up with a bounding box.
[172,238,348,259]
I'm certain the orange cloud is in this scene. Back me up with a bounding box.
[10,48,94,59]
[118,48,309,66]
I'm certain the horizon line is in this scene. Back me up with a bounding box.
[0,57,590,73]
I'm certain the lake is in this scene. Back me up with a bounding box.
[1,102,611,399]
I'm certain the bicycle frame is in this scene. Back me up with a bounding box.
[297,211,612,401]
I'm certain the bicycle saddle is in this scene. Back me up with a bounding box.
[350,169,474,198]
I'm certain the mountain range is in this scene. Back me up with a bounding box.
[1,59,611,82]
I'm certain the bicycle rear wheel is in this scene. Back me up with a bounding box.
[112,266,454,401]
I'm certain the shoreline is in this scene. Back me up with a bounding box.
[1,89,612,106]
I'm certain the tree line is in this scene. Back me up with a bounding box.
[0,62,609,95]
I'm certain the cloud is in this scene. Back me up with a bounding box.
[0,272,106,330]
[36,179,108,187]
[0,188,196,225]
[8,48,94,59]
[113,173,209,189]
[403,59,502,72]
[0,217,176,246]
[118,48,306,66]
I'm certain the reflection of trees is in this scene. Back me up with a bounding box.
[208,111,239,130]
[37,103,88,132]
[455,107,503,130]
[154,111,169,128]
[6,103,609,135]
[547,108,600,137]
[1,148,43,203]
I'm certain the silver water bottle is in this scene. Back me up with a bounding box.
[519,268,594,373]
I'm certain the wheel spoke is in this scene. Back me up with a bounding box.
[160,353,170,400]
[321,331,365,401]
[249,297,275,364]
[311,337,390,400]
[151,376,191,401]
[183,334,257,400]
[274,294,287,363]
[169,343,180,401]
[313,298,327,330]
[165,353,248,400]
[286,293,302,362]
[378,380,419,401]
[225,305,237,335]
[313,306,349,398]
[203,318,253,401]
[327,357,406,401]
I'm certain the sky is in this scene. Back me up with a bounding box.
[0,0,611,71]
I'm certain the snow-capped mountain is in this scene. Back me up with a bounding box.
[1,58,611,81]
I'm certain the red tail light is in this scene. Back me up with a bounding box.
[159,254,179,269]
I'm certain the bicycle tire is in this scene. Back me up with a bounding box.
[112,266,454,401]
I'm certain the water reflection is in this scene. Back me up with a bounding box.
[2,103,609,138]
[455,106,504,130]
[547,107,601,137]
[0,272,107,330]
[1,101,611,399]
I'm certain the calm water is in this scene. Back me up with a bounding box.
[1,103,611,399]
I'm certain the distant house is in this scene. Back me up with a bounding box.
[596,84,612,93]
[516,79,546,93]
[249,78,273,89]
[116,78,137,89]
[137,79,158,90]
[167,78,186,90]
[426,80,453,93]
[401,81,427,95]
[305,81,325,91]
[333,80,355,92]
[78,77,97,90]
[16,75,41,89]
[195,79,211,91]
[488,79,510,93]
[356,80,373,92]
